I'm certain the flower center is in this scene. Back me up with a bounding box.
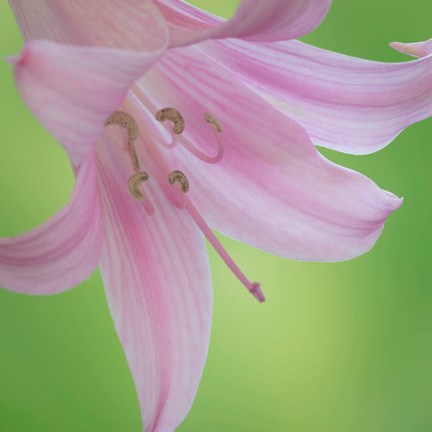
[104,109,264,303]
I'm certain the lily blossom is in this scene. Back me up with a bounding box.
[1,1,431,431]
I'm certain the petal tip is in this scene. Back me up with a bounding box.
[381,189,403,213]
[389,41,410,54]
[396,196,404,210]
[390,40,432,58]
[389,41,402,49]
[390,194,404,212]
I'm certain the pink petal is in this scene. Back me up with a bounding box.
[203,38,432,154]
[136,48,401,262]
[11,37,167,165]
[155,0,332,47]
[0,153,103,294]
[9,0,167,50]
[390,38,432,58]
[96,133,212,432]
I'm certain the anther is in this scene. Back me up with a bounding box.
[168,170,189,193]
[105,110,141,172]
[204,112,222,132]
[105,111,139,141]
[155,108,185,135]
[128,171,150,200]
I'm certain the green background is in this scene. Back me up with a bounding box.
[1,1,431,431]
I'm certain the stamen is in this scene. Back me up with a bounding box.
[155,108,185,135]
[126,97,261,293]
[178,112,224,164]
[168,170,190,193]
[165,171,265,303]
[105,110,141,172]
[135,114,264,301]
[105,110,154,214]
[138,94,224,164]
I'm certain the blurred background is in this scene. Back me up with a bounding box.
[0,1,431,431]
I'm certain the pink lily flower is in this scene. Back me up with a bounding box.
[1,1,432,431]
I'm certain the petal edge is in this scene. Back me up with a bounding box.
[0,153,103,294]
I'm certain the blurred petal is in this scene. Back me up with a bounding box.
[0,153,103,294]
[203,39,432,154]
[390,38,432,58]
[97,136,212,432]
[9,0,167,50]
[136,48,401,262]
[156,0,332,46]
[11,36,167,165]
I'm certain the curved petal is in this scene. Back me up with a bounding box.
[155,0,332,47]
[9,0,167,50]
[0,153,103,295]
[96,132,212,432]
[200,38,432,154]
[11,35,167,165]
[391,38,432,58]
[135,48,401,262]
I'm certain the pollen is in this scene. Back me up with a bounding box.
[168,170,189,193]
[105,110,141,172]
[128,171,150,200]
[155,108,185,134]
[105,111,139,141]
[204,112,222,133]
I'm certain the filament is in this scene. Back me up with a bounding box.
[183,195,265,303]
